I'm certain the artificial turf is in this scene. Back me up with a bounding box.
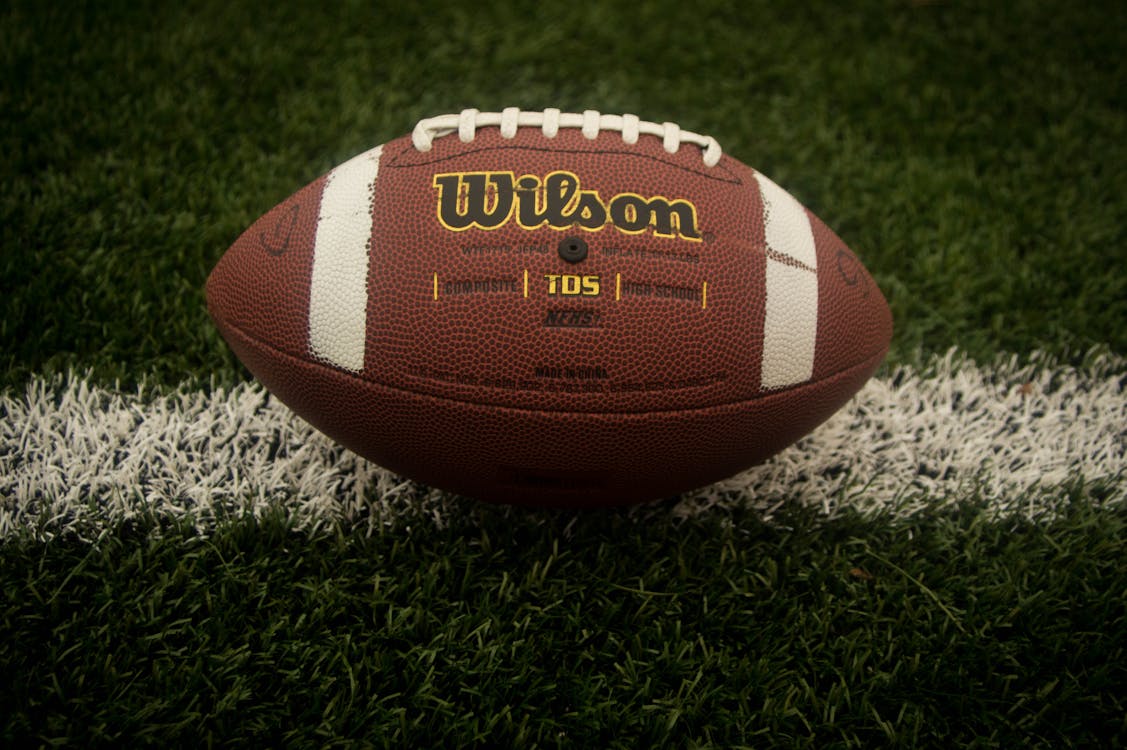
[3,498,1125,748]
[2,0,1125,390]
[2,0,1125,745]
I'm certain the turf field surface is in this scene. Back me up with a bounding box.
[2,1,1125,746]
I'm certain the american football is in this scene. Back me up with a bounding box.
[206,107,892,506]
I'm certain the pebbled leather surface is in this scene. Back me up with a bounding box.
[215,313,888,506]
[207,121,893,505]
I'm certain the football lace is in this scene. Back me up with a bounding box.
[412,108,722,167]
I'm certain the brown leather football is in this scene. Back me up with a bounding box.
[206,108,892,506]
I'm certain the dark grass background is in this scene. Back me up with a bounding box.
[2,0,1126,746]
[4,0,1125,389]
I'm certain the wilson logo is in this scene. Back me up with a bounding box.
[432,170,701,241]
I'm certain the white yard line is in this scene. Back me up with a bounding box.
[2,349,1124,539]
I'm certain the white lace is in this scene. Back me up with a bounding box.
[412,108,722,167]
